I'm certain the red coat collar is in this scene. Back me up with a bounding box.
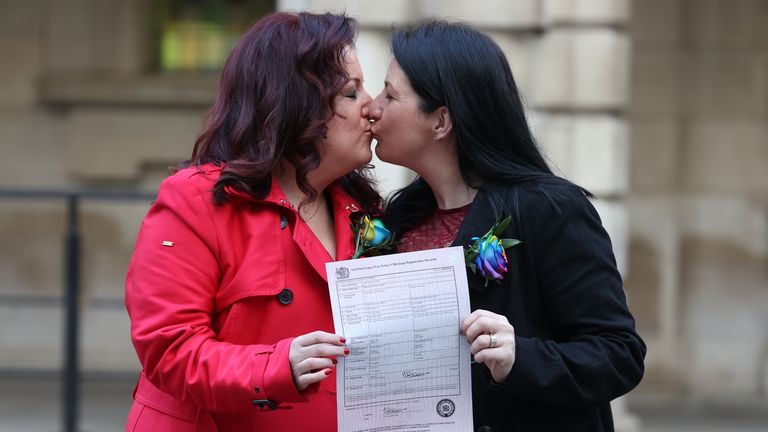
[202,164,363,277]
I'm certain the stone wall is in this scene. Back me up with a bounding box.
[627,0,768,401]
[0,0,196,373]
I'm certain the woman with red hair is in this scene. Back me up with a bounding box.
[125,12,378,431]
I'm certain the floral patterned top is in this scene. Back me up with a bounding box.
[396,204,471,252]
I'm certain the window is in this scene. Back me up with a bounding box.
[151,0,275,73]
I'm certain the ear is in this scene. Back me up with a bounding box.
[432,106,453,140]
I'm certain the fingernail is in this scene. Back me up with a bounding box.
[332,358,338,365]
[340,337,347,344]
[344,348,350,355]
[324,369,332,376]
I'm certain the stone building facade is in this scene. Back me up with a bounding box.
[0,0,766,428]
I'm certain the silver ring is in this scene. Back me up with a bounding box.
[488,333,497,349]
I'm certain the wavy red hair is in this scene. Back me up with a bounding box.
[186,12,379,211]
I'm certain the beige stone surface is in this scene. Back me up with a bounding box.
[0,305,62,369]
[0,112,67,186]
[424,0,541,29]
[680,233,768,397]
[0,203,66,298]
[528,32,571,109]
[682,121,768,195]
[683,0,768,49]
[543,0,630,26]
[42,0,146,75]
[682,51,767,119]
[630,49,682,116]
[0,304,139,371]
[44,0,94,72]
[626,196,680,315]
[630,0,682,47]
[0,41,42,108]
[572,29,630,109]
[81,307,140,371]
[530,29,629,109]
[627,0,768,403]
[679,196,768,257]
[571,115,629,194]
[0,0,44,41]
[626,193,768,400]
[485,31,535,96]
[630,119,679,192]
[534,113,628,195]
[528,111,571,176]
[64,108,203,180]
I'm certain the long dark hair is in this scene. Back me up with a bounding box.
[384,21,584,234]
[185,12,380,212]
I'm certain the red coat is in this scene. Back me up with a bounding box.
[125,164,361,431]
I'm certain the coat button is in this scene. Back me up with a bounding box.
[279,215,288,229]
[251,399,277,410]
[477,427,493,432]
[277,288,293,305]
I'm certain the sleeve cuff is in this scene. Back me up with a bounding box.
[261,337,306,403]
[500,336,536,389]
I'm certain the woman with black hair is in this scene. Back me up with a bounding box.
[369,21,645,431]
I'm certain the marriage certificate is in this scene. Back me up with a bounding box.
[326,247,473,432]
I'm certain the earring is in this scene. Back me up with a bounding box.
[433,133,438,140]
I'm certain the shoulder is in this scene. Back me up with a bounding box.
[483,177,594,221]
[156,164,222,204]
[160,164,221,192]
[519,178,592,216]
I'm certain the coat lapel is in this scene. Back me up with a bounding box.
[451,185,509,292]
[291,182,360,282]
[450,187,498,250]
[329,183,358,263]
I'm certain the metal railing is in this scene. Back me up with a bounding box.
[0,187,155,432]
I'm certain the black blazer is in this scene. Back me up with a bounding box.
[450,180,646,432]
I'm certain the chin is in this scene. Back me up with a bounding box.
[346,148,372,171]
[374,144,389,163]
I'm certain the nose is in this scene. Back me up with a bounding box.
[367,93,383,122]
[362,93,373,118]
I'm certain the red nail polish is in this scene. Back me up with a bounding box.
[344,348,350,355]
[340,337,347,344]
[332,358,338,365]
[324,369,332,376]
